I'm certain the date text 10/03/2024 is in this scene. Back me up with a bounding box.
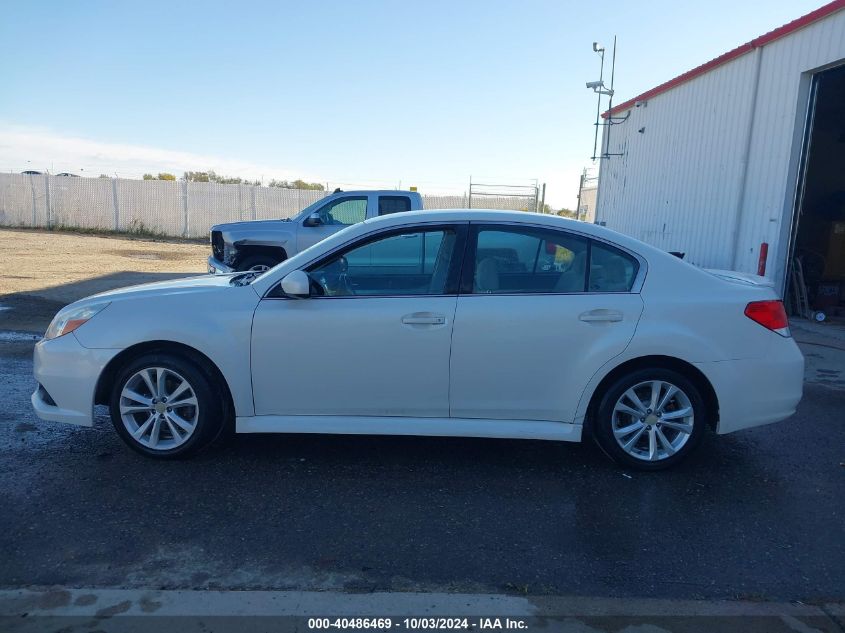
[307,618,529,630]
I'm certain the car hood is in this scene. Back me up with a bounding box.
[84,273,243,303]
[211,219,291,232]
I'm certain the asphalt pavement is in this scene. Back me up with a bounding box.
[1,328,843,604]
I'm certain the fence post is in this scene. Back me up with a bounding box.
[181,179,189,237]
[112,177,120,231]
[251,185,257,221]
[44,174,52,228]
[467,176,472,209]
[539,183,546,214]
[29,174,37,227]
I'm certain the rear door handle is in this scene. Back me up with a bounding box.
[402,312,446,326]
[579,309,623,323]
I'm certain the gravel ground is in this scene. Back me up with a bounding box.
[0,334,843,602]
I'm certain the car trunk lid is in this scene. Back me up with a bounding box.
[704,269,774,287]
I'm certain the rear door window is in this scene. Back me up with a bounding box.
[378,196,412,216]
[467,226,589,294]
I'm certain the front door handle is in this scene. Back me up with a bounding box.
[579,309,623,323]
[402,312,446,326]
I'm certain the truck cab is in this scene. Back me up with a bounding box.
[208,189,424,273]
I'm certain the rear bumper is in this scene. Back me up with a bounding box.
[207,256,234,275]
[695,338,804,434]
[31,333,120,427]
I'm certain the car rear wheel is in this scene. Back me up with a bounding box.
[593,367,706,470]
[236,254,281,272]
[109,352,225,458]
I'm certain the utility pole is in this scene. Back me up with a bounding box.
[576,169,586,221]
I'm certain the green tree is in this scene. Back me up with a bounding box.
[292,179,325,191]
[268,179,325,190]
[183,171,210,182]
[157,172,176,181]
[183,170,260,186]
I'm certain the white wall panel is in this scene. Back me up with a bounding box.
[596,8,845,289]
[597,52,758,270]
[737,11,845,283]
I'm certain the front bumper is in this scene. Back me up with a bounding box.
[31,333,121,427]
[207,255,234,275]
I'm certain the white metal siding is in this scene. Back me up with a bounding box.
[596,8,845,287]
[737,12,845,282]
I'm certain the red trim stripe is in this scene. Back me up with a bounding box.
[605,0,845,118]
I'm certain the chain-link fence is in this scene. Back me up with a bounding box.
[0,173,538,239]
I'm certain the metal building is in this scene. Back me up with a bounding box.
[595,0,845,314]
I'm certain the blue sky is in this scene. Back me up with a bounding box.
[0,0,825,207]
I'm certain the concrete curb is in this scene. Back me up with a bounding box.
[0,588,841,618]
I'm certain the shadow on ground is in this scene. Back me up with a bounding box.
[0,271,201,331]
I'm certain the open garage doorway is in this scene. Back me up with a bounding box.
[788,64,845,322]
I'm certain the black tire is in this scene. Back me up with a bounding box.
[109,352,227,459]
[236,254,282,272]
[592,367,707,471]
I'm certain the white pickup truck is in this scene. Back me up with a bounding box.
[208,189,424,273]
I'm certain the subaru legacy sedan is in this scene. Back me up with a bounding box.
[32,210,803,469]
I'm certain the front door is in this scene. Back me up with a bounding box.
[296,195,369,252]
[449,223,644,422]
[252,223,466,418]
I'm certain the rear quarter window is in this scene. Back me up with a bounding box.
[588,242,639,292]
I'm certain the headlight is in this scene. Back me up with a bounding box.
[44,302,110,340]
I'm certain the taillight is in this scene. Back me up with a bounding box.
[745,300,790,337]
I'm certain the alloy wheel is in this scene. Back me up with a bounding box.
[611,380,694,462]
[119,367,199,450]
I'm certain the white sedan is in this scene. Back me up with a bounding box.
[31,210,803,469]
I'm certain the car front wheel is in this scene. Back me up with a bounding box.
[593,368,706,470]
[109,352,225,458]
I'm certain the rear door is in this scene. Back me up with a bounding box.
[449,223,644,422]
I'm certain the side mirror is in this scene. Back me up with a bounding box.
[303,212,323,227]
[280,270,311,298]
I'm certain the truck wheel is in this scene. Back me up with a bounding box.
[237,254,282,272]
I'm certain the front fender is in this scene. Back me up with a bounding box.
[72,286,260,418]
[231,232,294,249]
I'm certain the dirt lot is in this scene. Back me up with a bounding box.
[0,228,207,331]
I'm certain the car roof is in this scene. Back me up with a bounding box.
[252,208,693,296]
[361,208,653,251]
[336,190,419,195]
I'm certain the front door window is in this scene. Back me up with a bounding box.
[307,228,458,296]
[316,197,368,225]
